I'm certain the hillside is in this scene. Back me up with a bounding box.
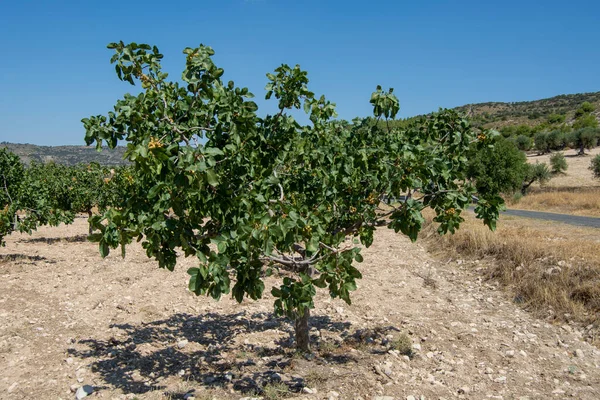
[0,142,128,166]
[453,91,600,128]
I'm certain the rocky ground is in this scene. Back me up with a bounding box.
[1,218,599,400]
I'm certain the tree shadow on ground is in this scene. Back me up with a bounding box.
[17,234,89,244]
[69,311,352,397]
[0,253,51,265]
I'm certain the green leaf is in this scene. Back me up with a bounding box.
[206,170,219,187]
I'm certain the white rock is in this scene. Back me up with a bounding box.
[412,343,421,351]
[66,357,74,365]
[494,376,507,383]
[574,349,584,358]
[75,385,94,400]
[177,339,189,349]
[505,350,515,357]
[407,396,417,400]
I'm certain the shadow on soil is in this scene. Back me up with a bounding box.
[69,311,352,398]
[0,253,51,264]
[17,234,89,244]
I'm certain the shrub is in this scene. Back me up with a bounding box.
[533,132,550,154]
[573,114,598,130]
[547,130,566,150]
[550,152,568,174]
[515,135,532,151]
[391,333,413,356]
[591,155,600,179]
[467,137,528,195]
[547,113,566,124]
[575,101,595,118]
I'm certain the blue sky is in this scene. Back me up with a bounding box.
[1,0,599,145]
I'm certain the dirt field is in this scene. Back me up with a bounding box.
[526,146,600,188]
[1,219,600,400]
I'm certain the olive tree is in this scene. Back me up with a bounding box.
[82,42,503,352]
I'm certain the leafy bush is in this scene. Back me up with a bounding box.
[547,130,566,150]
[515,134,532,151]
[550,152,568,174]
[575,101,595,117]
[572,114,598,130]
[534,132,550,154]
[547,113,566,124]
[467,137,528,195]
[590,155,600,179]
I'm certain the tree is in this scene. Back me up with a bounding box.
[569,128,598,155]
[515,134,532,151]
[534,132,550,154]
[549,152,568,175]
[547,130,567,150]
[521,162,551,194]
[0,153,74,245]
[467,137,529,195]
[0,149,24,245]
[590,155,600,179]
[572,114,598,130]
[82,42,503,352]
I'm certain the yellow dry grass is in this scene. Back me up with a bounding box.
[422,212,600,336]
[508,188,600,217]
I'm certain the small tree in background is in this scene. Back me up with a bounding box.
[534,132,550,154]
[575,101,595,118]
[547,130,567,151]
[521,162,551,194]
[0,151,74,245]
[550,152,568,175]
[515,134,532,151]
[590,155,600,180]
[572,114,599,130]
[570,128,598,155]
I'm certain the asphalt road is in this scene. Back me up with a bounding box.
[498,208,600,229]
[385,197,600,228]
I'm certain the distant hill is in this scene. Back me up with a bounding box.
[0,142,129,166]
[454,91,600,128]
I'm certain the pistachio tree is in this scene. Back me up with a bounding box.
[83,42,503,352]
[0,151,74,245]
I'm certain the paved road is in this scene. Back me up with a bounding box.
[386,197,600,228]
[497,208,600,228]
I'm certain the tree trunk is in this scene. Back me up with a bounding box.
[294,307,310,353]
[87,210,93,235]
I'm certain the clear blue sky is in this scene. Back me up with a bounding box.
[1,0,599,145]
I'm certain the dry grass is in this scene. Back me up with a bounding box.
[422,212,600,335]
[507,188,600,216]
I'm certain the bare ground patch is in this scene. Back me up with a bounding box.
[1,219,600,399]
